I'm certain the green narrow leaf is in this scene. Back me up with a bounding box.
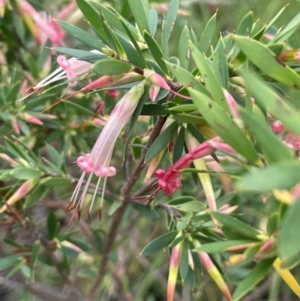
[239,109,293,163]
[76,0,109,44]
[127,0,149,33]
[120,18,148,68]
[216,39,229,89]
[180,239,189,280]
[144,31,169,76]
[53,47,106,60]
[234,36,300,88]
[279,197,300,260]
[179,25,191,69]
[92,59,133,76]
[161,0,179,58]
[24,185,50,208]
[188,88,259,163]
[241,71,300,136]
[148,7,158,36]
[173,126,185,163]
[41,177,72,187]
[273,12,300,43]
[47,212,60,240]
[236,161,300,192]
[198,12,217,54]
[101,19,126,58]
[232,258,274,301]
[189,41,228,111]
[6,82,22,104]
[5,137,33,164]
[165,61,211,96]
[57,21,105,50]
[46,144,63,169]
[115,33,146,68]
[131,136,143,161]
[10,168,43,180]
[145,121,178,162]
[237,11,253,36]
[172,113,206,125]
[94,4,140,40]
[140,230,178,256]
[210,212,261,239]
[265,5,288,32]
[30,241,40,282]
[196,240,256,253]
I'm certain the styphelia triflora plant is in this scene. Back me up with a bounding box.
[2,0,300,300]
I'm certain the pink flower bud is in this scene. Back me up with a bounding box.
[0,179,37,213]
[271,120,285,133]
[108,89,120,99]
[149,84,160,102]
[167,244,181,301]
[199,252,232,301]
[144,69,170,90]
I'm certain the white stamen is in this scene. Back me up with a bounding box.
[78,172,93,210]
[100,176,108,211]
[70,172,86,205]
[89,176,102,212]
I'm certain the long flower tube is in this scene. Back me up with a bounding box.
[66,80,146,223]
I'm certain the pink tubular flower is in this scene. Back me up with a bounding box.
[155,139,216,195]
[66,81,146,223]
[18,51,101,102]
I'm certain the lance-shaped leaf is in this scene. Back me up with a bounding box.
[189,41,228,111]
[234,36,300,88]
[210,212,262,239]
[92,59,133,76]
[233,259,274,301]
[76,0,109,44]
[179,25,191,69]
[196,240,257,254]
[240,71,300,136]
[57,21,105,50]
[165,61,212,96]
[144,31,169,76]
[148,7,158,36]
[141,230,178,256]
[120,19,148,68]
[239,109,293,163]
[279,197,300,261]
[273,12,300,43]
[161,0,179,58]
[93,3,140,40]
[145,121,178,162]
[128,0,149,34]
[198,12,216,53]
[188,88,259,163]
[237,161,300,192]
